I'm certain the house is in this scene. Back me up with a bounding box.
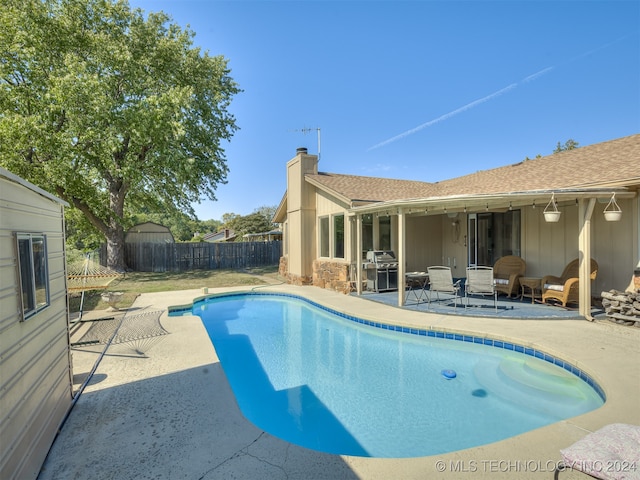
[274,135,640,319]
[203,228,237,243]
[0,168,72,480]
[242,229,283,242]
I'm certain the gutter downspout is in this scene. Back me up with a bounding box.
[579,198,596,320]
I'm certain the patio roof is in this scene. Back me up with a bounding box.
[348,186,637,216]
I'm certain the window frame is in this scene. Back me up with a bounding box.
[16,232,50,320]
[318,213,345,260]
[319,216,330,258]
[333,214,345,259]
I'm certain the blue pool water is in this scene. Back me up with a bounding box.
[185,293,604,458]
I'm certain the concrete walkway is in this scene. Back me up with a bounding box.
[38,283,640,480]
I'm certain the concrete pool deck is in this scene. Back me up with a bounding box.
[39,283,640,480]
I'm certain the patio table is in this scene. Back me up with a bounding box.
[520,276,542,304]
[405,272,429,304]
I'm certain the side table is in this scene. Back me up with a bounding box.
[520,277,542,304]
[405,272,429,304]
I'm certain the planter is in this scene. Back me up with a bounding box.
[544,211,561,223]
[603,194,622,222]
[604,211,622,222]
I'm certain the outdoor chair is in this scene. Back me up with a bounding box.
[426,266,461,309]
[493,255,526,298]
[554,423,640,480]
[542,258,598,307]
[465,266,497,311]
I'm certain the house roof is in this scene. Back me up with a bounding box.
[308,134,639,202]
[273,134,639,222]
[305,173,436,205]
[434,133,640,196]
[203,229,237,242]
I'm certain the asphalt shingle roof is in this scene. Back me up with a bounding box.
[305,134,640,204]
[305,173,436,203]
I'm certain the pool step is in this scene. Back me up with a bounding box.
[474,355,590,418]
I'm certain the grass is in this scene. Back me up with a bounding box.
[68,266,282,314]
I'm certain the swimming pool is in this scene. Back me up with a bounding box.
[177,292,604,458]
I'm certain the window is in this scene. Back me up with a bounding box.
[468,211,521,266]
[17,233,49,319]
[319,217,330,257]
[333,214,344,258]
[319,214,345,259]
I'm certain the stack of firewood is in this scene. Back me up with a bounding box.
[601,289,640,326]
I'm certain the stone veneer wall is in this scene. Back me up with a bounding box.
[313,259,351,294]
[278,256,313,286]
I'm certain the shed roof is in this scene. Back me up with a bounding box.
[0,167,69,206]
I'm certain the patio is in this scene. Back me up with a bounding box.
[38,284,638,480]
[355,288,607,320]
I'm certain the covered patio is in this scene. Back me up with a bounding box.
[350,187,637,321]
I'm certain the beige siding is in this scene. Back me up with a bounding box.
[591,196,638,292]
[521,198,638,293]
[439,215,467,276]
[285,152,318,279]
[0,175,72,480]
[405,215,444,271]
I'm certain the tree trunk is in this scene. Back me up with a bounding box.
[105,225,126,272]
[106,178,128,271]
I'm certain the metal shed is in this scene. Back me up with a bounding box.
[125,222,175,244]
[0,167,71,480]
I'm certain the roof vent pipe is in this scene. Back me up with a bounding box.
[296,147,308,155]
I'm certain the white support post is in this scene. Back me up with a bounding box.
[356,214,363,295]
[578,198,596,320]
[397,209,406,306]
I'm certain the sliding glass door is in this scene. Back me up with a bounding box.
[468,211,521,267]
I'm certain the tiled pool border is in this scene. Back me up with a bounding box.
[170,291,606,402]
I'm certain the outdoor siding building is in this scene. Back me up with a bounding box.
[0,168,72,480]
[125,221,175,244]
[274,135,640,319]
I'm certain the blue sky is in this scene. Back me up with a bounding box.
[129,0,639,222]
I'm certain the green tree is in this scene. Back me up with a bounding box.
[226,212,274,241]
[553,139,579,153]
[0,0,240,270]
[253,205,278,227]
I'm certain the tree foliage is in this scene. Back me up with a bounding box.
[524,139,580,161]
[553,139,579,153]
[221,205,278,241]
[0,0,240,269]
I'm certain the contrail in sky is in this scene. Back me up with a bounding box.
[367,35,631,152]
[367,66,554,151]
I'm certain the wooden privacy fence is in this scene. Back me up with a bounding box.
[123,241,282,272]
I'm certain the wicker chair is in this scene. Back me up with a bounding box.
[541,258,598,307]
[493,256,526,298]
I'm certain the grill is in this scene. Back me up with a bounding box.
[364,250,399,292]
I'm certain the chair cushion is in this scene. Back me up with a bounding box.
[559,423,640,480]
[544,283,564,291]
[494,278,509,285]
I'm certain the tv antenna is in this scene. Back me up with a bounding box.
[291,127,321,161]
